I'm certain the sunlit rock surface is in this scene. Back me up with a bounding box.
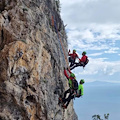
[0,0,78,120]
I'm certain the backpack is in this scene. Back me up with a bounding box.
[83,57,89,67]
[73,79,78,90]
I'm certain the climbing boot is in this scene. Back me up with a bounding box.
[59,97,63,103]
[62,104,67,109]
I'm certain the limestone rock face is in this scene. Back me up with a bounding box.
[0,0,78,120]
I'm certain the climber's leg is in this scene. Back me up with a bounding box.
[62,88,71,103]
[69,57,75,67]
[62,93,74,109]
[70,62,80,70]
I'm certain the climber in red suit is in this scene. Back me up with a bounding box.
[68,49,80,67]
[70,51,89,70]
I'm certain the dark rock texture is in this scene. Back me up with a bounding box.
[0,0,78,120]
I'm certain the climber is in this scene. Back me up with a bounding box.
[70,51,89,70]
[62,79,85,109]
[64,67,78,90]
[59,68,78,109]
[68,49,80,67]
[75,79,85,98]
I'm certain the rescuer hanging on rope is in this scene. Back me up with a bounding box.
[68,49,80,68]
[62,79,85,109]
[59,69,85,109]
[59,68,78,109]
[70,51,89,70]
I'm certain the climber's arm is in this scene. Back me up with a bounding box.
[64,69,69,80]
[67,68,72,74]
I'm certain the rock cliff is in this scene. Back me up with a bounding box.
[0,0,78,120]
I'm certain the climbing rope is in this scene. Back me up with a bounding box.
[51,14,69,67]
[51,15,54,27]
[44,2,69,67]
[58,32,69,66]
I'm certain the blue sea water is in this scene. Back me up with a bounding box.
[74,82,120,120]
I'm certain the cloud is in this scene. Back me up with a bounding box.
[60,0,120,82]
[60,0,120,27]
[78,58,120,76]
[88,53,103,56]
[67,25,120,52]
[104,47,119,53]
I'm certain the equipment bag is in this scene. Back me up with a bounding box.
[73,79,78,90]
[83,57,89,67]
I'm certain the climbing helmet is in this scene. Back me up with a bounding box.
[73,49,76,52]
[80,79,85,84]
[82,51,87,55]
[70,73,75,78]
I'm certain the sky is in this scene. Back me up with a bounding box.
[59,0,120,83]
[74,83,120,120]
[59,0,120,120]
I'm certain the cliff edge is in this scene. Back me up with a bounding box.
[0,0,78,120]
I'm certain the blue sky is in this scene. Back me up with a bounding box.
[59,0,120,120]
[74,83,120,120]
[60,0,120,83]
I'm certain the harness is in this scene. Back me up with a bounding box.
[83,57,89,67]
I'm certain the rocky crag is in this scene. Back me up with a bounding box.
[0,0,78,120]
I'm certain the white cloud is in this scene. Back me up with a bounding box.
[88,53,103,56]
[67,25,120,52]
[104,47,119,53]
[60,0,120,27]
[60,0,120,82]
[78,58,120,76]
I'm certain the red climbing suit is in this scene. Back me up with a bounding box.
[68,53,79,60]
[79,55,88,63]
[64,68,72,79]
